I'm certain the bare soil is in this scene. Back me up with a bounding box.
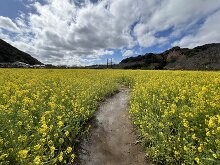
[77,88,149,165]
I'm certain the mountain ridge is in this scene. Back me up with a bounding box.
[119,43,220,70]
[0,39,42,65]
[1,38,219,70]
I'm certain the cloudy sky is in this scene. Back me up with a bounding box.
[0,0,220,66]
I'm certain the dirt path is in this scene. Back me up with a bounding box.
[78,88,148,165]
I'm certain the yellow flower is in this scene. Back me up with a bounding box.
[1,68,220,164]
[198,146,202,152]
[48,140,53,145]
[0,154,8,160]
[66,147,72,154]
[57,116,62,120]
[65,131,69,137]
[184,146,188,151]
[18,149,29,159]
[50,146,55,154]
[17,121,22,126]
[18,135,27,142]
[208,117,216,128]
[195,157,200,164]
[191,134,196,140]
[58,152,63,162]
[201,86,208,92]
[34,156,41,165]
[174,151,179,157]
[170,104,177,113]
[71,154,75,162]
[40,138,46,143]
[57,121,64,127]
[38,123,48,134]
[183,120,189,128]
[213,153,218,159]
[34,144,41,151]
[206,131,211,136]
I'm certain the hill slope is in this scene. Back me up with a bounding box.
[0,39,42,65]
[119,43,220,70]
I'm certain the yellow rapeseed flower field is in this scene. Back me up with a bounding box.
[0,69,119,164]
[0,69,219,164]
[129,70,220,164]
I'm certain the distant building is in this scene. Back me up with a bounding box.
[0,61,48,68]
[0,63,11,68]
[31,64,46,68]
[12,61,30,68]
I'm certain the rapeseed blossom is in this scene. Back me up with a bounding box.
[129,71,220,164]
[18,150,29,159]
[0,69,219,164]
[0,69,118,164]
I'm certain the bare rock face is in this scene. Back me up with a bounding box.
[0,39,42,65]
[165,44,220,70]
[119,43,220,70]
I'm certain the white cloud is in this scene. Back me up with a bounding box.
[93,50,114,56]
[122,49,134,57]
[133,0,220,47]
[0,0,220,65]
[0,16,20,32]
[173,10,220,48]
[15,0,140,65]
[147,0,220,31]
[135,29,168,47]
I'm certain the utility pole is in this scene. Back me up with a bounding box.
[111,58,112,69]
[107,58,108,69]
